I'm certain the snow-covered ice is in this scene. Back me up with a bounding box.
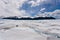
[0,19,60,40]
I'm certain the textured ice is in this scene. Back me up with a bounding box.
[0,19,60,40]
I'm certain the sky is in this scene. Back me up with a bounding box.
[20,0,60,16]
[0,0,60,18]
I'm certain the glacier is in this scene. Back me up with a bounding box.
[0,19,60,40]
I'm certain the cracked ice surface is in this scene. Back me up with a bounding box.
[0,19,60,40]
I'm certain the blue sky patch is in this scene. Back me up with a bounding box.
[20,0,60,16]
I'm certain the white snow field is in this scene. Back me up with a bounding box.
[0,19,60,40]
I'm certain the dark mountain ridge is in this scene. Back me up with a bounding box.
[2,16,55,20]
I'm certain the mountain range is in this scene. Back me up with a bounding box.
[2,16,55,20]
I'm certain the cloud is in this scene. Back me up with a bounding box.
[0,0,60,18]
[28,0,46,7]
[27,0,60,12]
[52,10,60,18]
[36,9,60,18]
[40,8,46,12]
[0,0,29,17]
